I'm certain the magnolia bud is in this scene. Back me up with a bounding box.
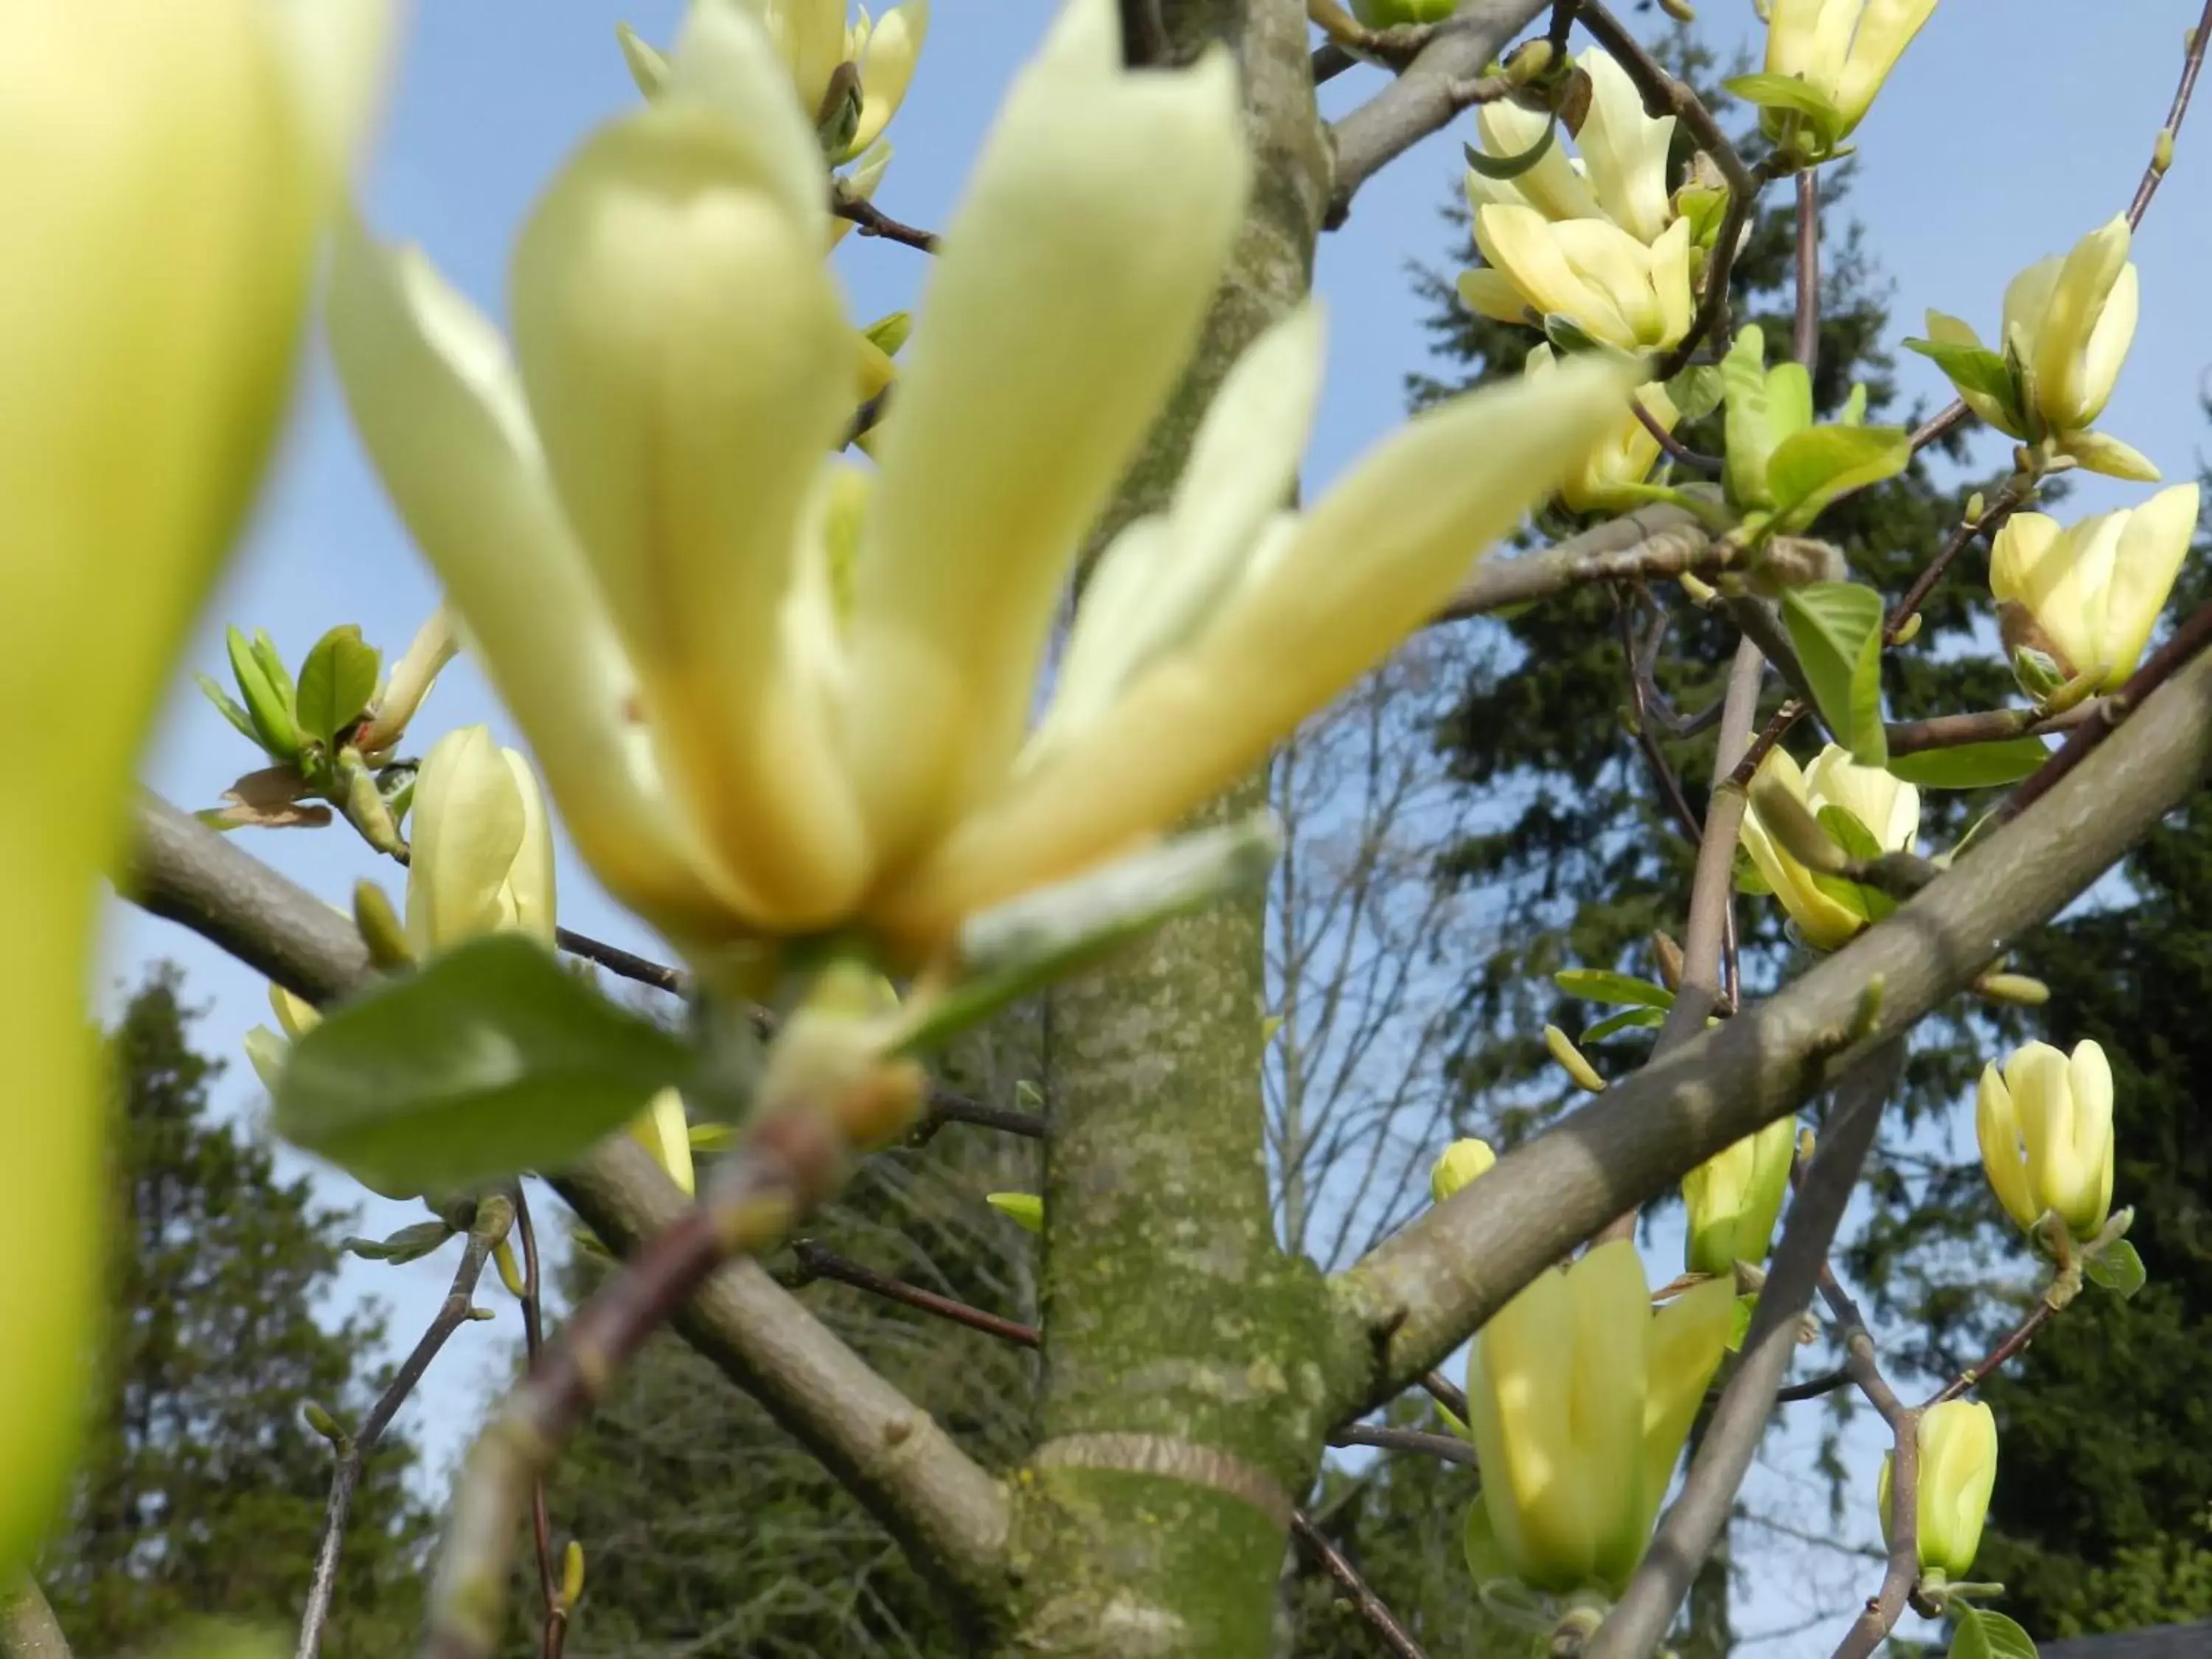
[1545,1025,1607,1093]
[1879,1400,1997,1580]
[1430,1138,1498,1204]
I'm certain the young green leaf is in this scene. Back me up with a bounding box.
[195,672,262,747]
[1553,968,1675,1009]
[1722,72,1845,127]
[1765,425,1912,535]
[2085,1239,2147,1299]
[1812,804,1897,923]
[1782,582,1888,765]
[986,1192,1044,1234]
[1903,336,2028,433]
[226,624,302,759]
[1950,1607,2039,1659]
[1582,1006,1669,1043]
[1887,737,2051,788]
[1464,120,1557,181]
[274,935,693,1195]
[293,624,383,749]
[1666,364,1725,424]
[1725,1293,1757,1353]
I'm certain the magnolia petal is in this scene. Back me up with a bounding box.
[1740,749,1867,951]
[1650,216,1695,348]
[1029,303,1325,765]
[1833,0,1940,128]
[830,136,891,248]
[325,214,746,939]
[511,108,866,931]
[617,21,670,98]
[1975,1062,2039,1231]
[2011,1041,2077,1228]
[850,0,926,156]
[406,726,528,953]
[1479,204,1635,349]
[1922,309,2014,431]
[1458,266,1537,326]
[1627,1273,1735,1584]
[1576,46,1675,243]
[1764,0,1823,78]
[1475,97,1599,223]
[1573,1240,1657,1593]
[1469,1265,1591,1592]
[2073,259,2138,428]
[501,747,559,943]
[876,354,1641,943]
[2062,426,2162,482]
[1551,217,1663,344]
[269,981,321,1041]
[1998,254,2063,365]
[2099,482,2199,688]
[2033,216,2131,433]
[667,0,838,232]
[267,0,397,178]
[1805,743,1919,854]
[845,0,1248,872]
[629,1086,696,1195]
[1989,509,2112,682]
[244,1026,291,1097]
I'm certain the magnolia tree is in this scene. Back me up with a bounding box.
[5,0,2208,1655]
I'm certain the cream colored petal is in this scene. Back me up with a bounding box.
[2049,1040,2114,1235]
[617,22,669,98]
[2012,1042,2076,1224]
[767,0,845,116]
[668,0,838,232]
[269,981,321,1041]
[501,746,559,942]
[1989,509,2114,681]
[874,354,1641,943]
[511,110,866,932]
[407,726,527,953]
[1764,0,1826,77]
[1975,1061,2039,1231]
[1463,164,1534,218]
[243,1027,290,1097]
[1998,255,2063,364]
[1832,0,1938,127]
[850,0,925,155]
[1551,218,1663,344]
[2098,481,2199,687]
[1742,749,1865,950]
[2033,217,2132,432]
[830,136,891,247]
[1627,1273,1734,1584]
[1805,744,1917,853]
[2073,260,2138,426]
[1576,47,1676,244]
[629,1086,696,1194]
[1458,267,1537,327]
[357,605,458,756]
[1477,204,1634,348]
[1029,303,1324,765]
[1806,0,1863,96]
[1475,97,1599,223]
[1573,1240,1657,1593]
[1650,218,1695,348]
[2062,427,2163,482]
[1470,1265,1592,1592]
[1922,310,2014,431]
[326,212,748,942]
[845,0,1247,873]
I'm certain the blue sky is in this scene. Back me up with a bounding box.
[104,1,2212,1648]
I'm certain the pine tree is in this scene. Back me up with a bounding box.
[38,966,429,1654]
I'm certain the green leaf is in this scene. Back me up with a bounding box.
[1725,1293,1757,1352]
[1666,364,1725,424]
[1951,1607,2038,1659]
[1723,72,1845,126]
[1733,847,1773,897]
[862,309,912,355]
[226,625,302,759]
[274,935,692,1195]
[195,672,262,747]
[250,627,296,710]
[2085,1239,2147,1299]
[1886,737,2051,788]
[1782,582,1888,765]
[1722,326,1778,510]
[1464,121,1556,181]
[1583,1006,1669,1042]
[986,1192,1043,1234]
[293,625,383,749]
[1764,425,1913,535]
[1903,336,2026,433]
[1552,968,1674,1009]
[1463,1498,1514,1588]
[343,1220,455,1265]
[1812,804,1896,923]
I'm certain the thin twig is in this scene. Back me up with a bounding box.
[1589,1043,1904,1659]
[1774,1365,1854,1404]
[1328,1422,1479,1468]
[298,1196,512,1659]
[1885,475,2034,644]
[1419,1368,1470,1424]
[515,1191,569,1659]
[1817,1259,1920,1659]
[1635,396,1723,473]
[788,1238,1041,1349]
[909,1087,1048,1144]
[1794,170,1820,373]
[1292,1512,1433,1659]
[1908,400,1970,456]
[1724,699,1806,792]
[555,926,685,995]
[1619,597,1707,846]
[1924,1299,2058,1408]
[830,195,940,251]
[2126,0,2212,228]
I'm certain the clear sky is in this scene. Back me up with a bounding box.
[104,1,2212,1649]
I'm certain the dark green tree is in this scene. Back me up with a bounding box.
[38,966,428,1655]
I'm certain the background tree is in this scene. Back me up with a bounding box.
[38,967,429,1655]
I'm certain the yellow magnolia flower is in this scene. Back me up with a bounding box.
[1989,484,2199,693]
[1975,1039,2115,1240]
[406,726,557,954]
[1761,0,1938,159]
[1430,1138,1498,1204]
[1922,217,2157,480]
[1739,744,1919,951]
[1878,1399,1997,1581]
[630,1087,697,1196]
[1466,1240,1734,1595]
[1465,49,1677,246]
[355,608,459,759]
[1461,204,1694,352]
[329,0,1641,968]
[1681,1115,1796,1276]
[0,0,389,1572]
[1527,344,1678,512]
[245,982,322,1095]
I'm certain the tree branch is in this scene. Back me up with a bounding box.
[1428,504,1719,626]
[1325,0,1552,223]
[298,1195,512,1659]
[2127,0,2212,229]
[1291,1512,1433,1659]
[1323,639,2212,1421]
[1326,1423,1478,1467]
[1587,1043,1904,1659]
[0,1579,69,1659]
[1818,1266,1919,1659]
[831,195,940,252]
[787,1237,1043,1349]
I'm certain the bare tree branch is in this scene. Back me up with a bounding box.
[1325,0,1551,223]
[1324,638,2212,1420]
[0,1579,69,1659]
[1291,1512,1433,1659]
[1587,1043,1904,1659]
[299,1195,512,1659]
[1327,1423,1478,1467]
[1430,504,1718,626]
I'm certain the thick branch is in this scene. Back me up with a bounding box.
[1325,0,1551,222]
[0,1580,69,1659]
[1429,505,1718,626]
[299,1197,511,1659]
[1324,639,2212,1420]
[1587,1043,1903,1659]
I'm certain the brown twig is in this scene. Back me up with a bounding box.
[1574,1,1770,378]
[2127,0,2212,228]
[910,1087,1048,1144]
[2000,594,2212,825]
[1924,1299,2058,1408]
[1774,1365,1854,1403]
[1619,599,1708,846]
[1908,399,1970,456]
[298,1196,512,1659]
[1635,396,1723,473]
[1292,1512,1433,1659]
[1885,475,2034,644]
[1794,170,1820,372]
[830,195,939,251]
[555,925,685,995]
[1885,700,2101,758]
[789,1238,1042,1349]
[1419,1368,1471,1424]
[1724,699,1806,791]
[1816,1259,1920,1659]
[1328,1422,1480,1467]
[515,1191,570,1659]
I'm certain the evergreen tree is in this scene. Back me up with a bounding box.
[39,966,428,1654]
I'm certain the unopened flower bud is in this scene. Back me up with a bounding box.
[1430,1138,1498,1204]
